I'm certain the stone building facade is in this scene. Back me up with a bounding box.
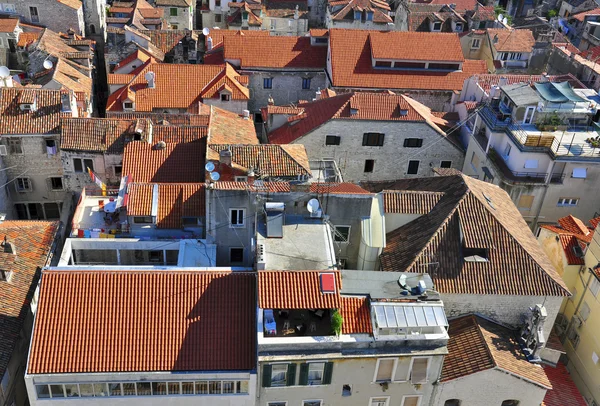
[13,0,85,35]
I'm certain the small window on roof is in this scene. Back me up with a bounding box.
[463,247,489,262]
[320,272,336,293]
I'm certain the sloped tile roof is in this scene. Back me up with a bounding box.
[310,29,329,36]
[571,7,600,22]
[429,0,477,11]
[208,144,311,178]
[364,174,569,296]
[488,28,535,53]
[227,3,263,26]
[127,183,205,228]
[258,270,341,309]
[441,315,551,389]
[539,215,595,265]
[0,88,72,135]
[340,296,372,334]
[542,362,587,406]
[328,29,486,91]
[208,105,258,144]
[370,31,464,62]
[61,118,148,153]
[473,73,586,94]
[139,30,196,54]
[28,270,256,374]
[331,0,392,23]
[0,18,18,33]
[212,181,372,195]
[383,190,444,214]
[0,221,58,379]
[223,35,327,69]
[153,125,208,143]
[407,4,467,31]
[123,141,206,183]
[107,111,210,126]
[205,29,269,49]
[267,92,453,145]
[108,73,135,84]
[58,0,82,9]
[17,32,41,47]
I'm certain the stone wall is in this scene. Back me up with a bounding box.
[14,0,85,35]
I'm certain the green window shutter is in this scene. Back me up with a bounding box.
[286,364,297,386]
[323,362,334,385]
[262,364,272,387]
[298,363,309,385]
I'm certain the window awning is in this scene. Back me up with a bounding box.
[534,81,587,103]
[373,304,448,328]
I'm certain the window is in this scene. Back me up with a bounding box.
[342,384,352,396]
[133,216,153,224]
[410,357,429,383]
[303,401,322,406]
[15,177,32,192]
[230,208,245,227]
[364,159,375,173]
[572,167,587,178]
[182,217,202,226]
[307,362,325,385]
[407,160,419,175]
[440,160,452,168]
[220,93,231,101]
[152,382,167,395]
[501,401,520,406]
[517,195,534,210]
[214,13,222,22]
[325,135,340,145]
[590,277,600,297]
[402,396,421,406]
[195,381,208,394]
[455,22,463,31]
[374,358,395,382]
[215,0,220,6]
[2,4,15,13]
[121,383,136,396]
[170,7,177,15]
[50,177,63,190]
[503,143,511,158]
[403,138,423,148]
[268,403,287,406]
[264,78,273,89]
[230,247,244,263]
[302,78,311,90]
[333,225,350,243]
[79,384,94,397]
[375,61,392,68]
[557,198,579,206]
[444,400,461,406]
[44,203,60,220]
[114,165,123,177]
[123,102,133,109]
[579,301,591,321]
[222,381,235,394]
[136,382,151,395]
[8,138,22,154]
[73,158,94,172]
[371,397,390,406]
[524,159,538,169]
[29,6,39,22]
[432,21,441,31]
[271,364,288,387]
[36,385,51,399]
[471,39,481,48]
[362,132,385,146]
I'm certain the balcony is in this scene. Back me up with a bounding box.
[488,148,566,184]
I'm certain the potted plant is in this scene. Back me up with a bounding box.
[586,136,600,148]
[331,309,343,337]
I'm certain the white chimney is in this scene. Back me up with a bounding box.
[207,36,213,51]
[242,109,250,119]
[144,71,156,89]
[498,77,508,87]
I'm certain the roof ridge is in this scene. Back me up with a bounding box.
[279,144,312,173]
[472,315,499,370]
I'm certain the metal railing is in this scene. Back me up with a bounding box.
[488,148,565,184]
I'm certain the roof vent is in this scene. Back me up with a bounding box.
[154,140,166,150]
[319,272,336,294]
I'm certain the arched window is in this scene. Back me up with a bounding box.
[90,24,96,34]
[501,401,520,406]
[444,400,461,406]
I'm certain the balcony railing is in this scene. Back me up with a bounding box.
[488,148,565,184]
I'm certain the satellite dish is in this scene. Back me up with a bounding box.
[205,162,215,172]
[202,27,210,36]
[43,59,53,70]
[210,172,220,181]
[144,71,155,81]
[497,13,503,21]
[0,66,9,78]
[307,198,320,214]
[503,17,508,24]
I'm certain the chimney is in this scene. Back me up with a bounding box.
[145,71,155,89]
[316,88,321,99]
[294,4,299,19]
[2,236,16,255]
[207,36,213,51]
[247,168,255,185]
[219,148,232,166]
[242,109,250,119]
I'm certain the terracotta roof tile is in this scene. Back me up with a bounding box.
[488,28,535,53]
[572,7,600,22]
[442,315,551,388]
[108,73,135,84]
[383,190,444,214]
[590,216,600,229]
[58,0,82,9]
[473,73,586,93]
[28,270,256,373]
[340,296,372,334]
[127,183,205,228]
[222,35,327,69]
[258,270,342,309]
[0,18,18,33]
[370,31,464,62]
[539,215,595,265]
[153,125,208,143]
[17,32,41,47]
[35,58,93,99]
[114,49,153,71]
[331,0,392,23]
[208,144,311,178]
[107,111,210,126]
[211,181,372,195]
[123,141,206,183]
[139,30,196,54]
[205,29,269,49]
[310,29,329,36]
[0,88,72,135]
[364,174,569,296]
[0,221,58,379]
[61,118,148,153]
[542,362,587,406]
[208,106,258,144]
[328,29,487,92]
[429,0,477,11]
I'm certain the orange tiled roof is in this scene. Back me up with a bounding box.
[539,215,595,265]
[0,18,18,33]
[28,270,256,374]
[127,183,205,228]
[542,362,587,406]
[205,29,269,49]
[441,315,551,388]
[17,32,41,47]
[207,144,311,178]
[139,30,196,54]
[106,63,249,111]
[572,7,600,22]
[267,92,453,145]
[107,111,210,126]
[0,221,58,379]
[488,28,535,53]
[212,181,373,195]
[340,296,372,334]
[153,125,208,143]
[223,35,327,69]
[363,174,569,296]
[208,105,258,144]
[383,190,444,214]
[310,28,329,36]
[58,0,82,9]
[114,49,153,71]
[330,0,392,23]
[429,0,478,10]
[369,31,464,62]
[328,29,487,92]
[0,88,72,135]
[123,141,205,183]
[108,73,135,84]
[258,270,342,309]
[473,73,586,93]
[61,118,149,153]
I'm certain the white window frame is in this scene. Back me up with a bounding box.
[409,356,430,384]
[302,400,323,406]
[307,362,326,385]
[373,358,397,383]
[432,21,442,31]
[268,402,288,406]
[270,363,289,387]
[589,277,600,298]
[401,395,422,406]
[229,208,246,228]
[333,225,351,243]
[557,198,579,207]
[572,167,587,178]
[235,176,248,182]
[49,176,64,191]
[471,38,481,49]
[15,177,32,192]
[370,397,390,406]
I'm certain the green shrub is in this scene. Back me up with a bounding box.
[331,310,343,336]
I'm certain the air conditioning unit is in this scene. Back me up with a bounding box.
[256,243,266,270]
[0,145,6,156]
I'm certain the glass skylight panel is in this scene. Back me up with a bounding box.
[424,306,437,326]
[395,306,407,327]
[385,306,398,328]
[414,306,427,326]
[404,306,417,327]
[433,306,448,326]
[375,305,387,327]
